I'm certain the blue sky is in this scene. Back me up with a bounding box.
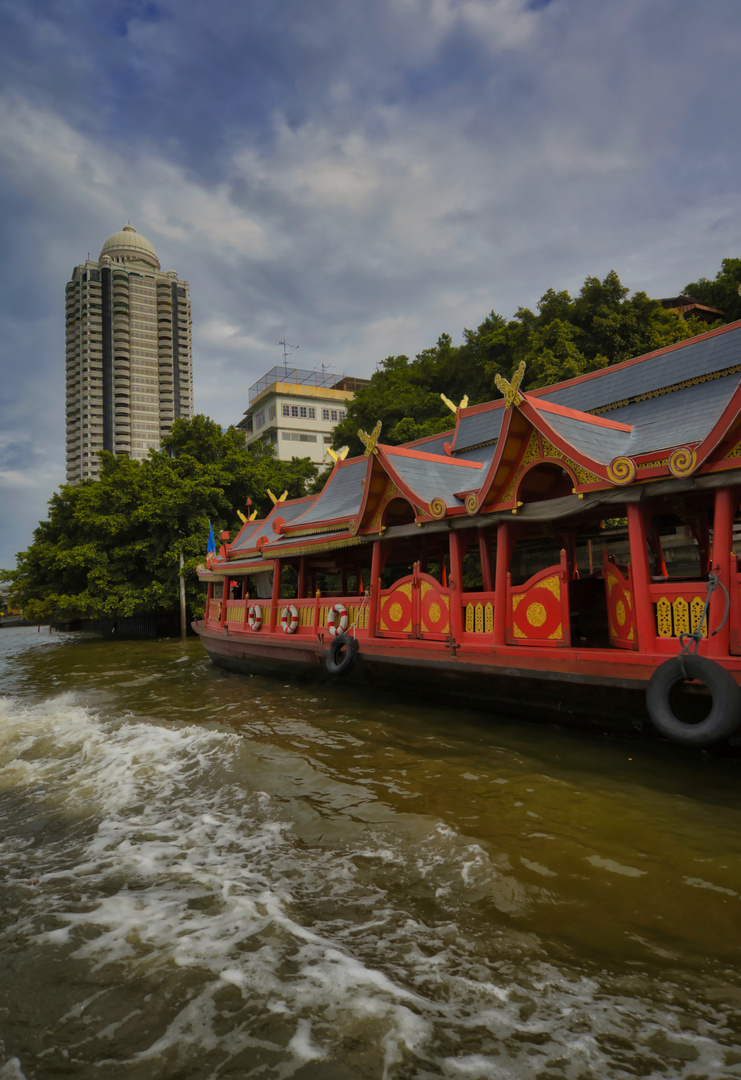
[1,0,740,568]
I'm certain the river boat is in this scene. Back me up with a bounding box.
[194,320,741,747]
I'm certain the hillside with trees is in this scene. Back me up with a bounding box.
[330,267,731,459]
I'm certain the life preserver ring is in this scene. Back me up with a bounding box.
[327,633,359,676]
[326,603,349,637]
[247,605,262,632]
[646,654,741,746]
[281,605,299,634]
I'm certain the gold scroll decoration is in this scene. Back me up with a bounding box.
[668,447,698,478]
[606,456,637,486]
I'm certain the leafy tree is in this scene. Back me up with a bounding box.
[684,258,741,323]
[2,416,318,624]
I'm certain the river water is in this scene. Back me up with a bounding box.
[0,627,740,1079]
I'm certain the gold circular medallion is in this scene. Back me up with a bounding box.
[389,602,403,622]
[429,602,441,623]
[527,601,547,628]
[615,599,625,627]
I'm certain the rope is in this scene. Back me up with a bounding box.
[677,567,730,676]
[351,588,371,639]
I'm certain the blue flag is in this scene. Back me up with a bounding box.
[207,523,216,555]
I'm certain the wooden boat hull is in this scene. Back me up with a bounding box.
[193,620,705,740]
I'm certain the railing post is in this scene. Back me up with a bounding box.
[313,590,321,636]
[269,558,282,632]
[367,538,383,637]
[448,530,464,641]
[493,521,509,647]
[220,576,229,627]
[709,486,736,657]
[626,502,655,653]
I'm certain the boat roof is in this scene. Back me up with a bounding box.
[211,320,741,567]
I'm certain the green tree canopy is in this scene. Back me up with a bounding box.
[2,416,318,624]
[333,268,718,453]
[684,258,741,324]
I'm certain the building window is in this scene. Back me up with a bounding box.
[256,410,265,428]
[322,408,330,420]
[330,409,338,421]
[299,406,307,418]
[323,435,332,443]
[282,404,290,417]
[339,409,346,420]
[308,407,316,419]
[269,404,276,420]
[291,405,299,417]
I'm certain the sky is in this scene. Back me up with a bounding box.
[1,0,741,569]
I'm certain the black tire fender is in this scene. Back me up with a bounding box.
[646,654,741,747]
[326,633,359,676]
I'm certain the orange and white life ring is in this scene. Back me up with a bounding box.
[281,605,299,634]
[326,603,349,637]
[247,605,262,631]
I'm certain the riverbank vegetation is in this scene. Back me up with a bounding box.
[1,417,316,624]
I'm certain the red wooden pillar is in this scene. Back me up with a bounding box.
[493,522,510,646]
[626,502,655,653]
[220,575,229,626]
[448,529,465,641]
[270,558,282,632]
[478,529,494,593]
[708,487,736,657]
[206,580,213,621]
[368,538,383,637]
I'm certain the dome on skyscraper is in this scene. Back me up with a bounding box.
[100,224,160,269]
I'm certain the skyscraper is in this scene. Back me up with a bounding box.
[65,224,193,483]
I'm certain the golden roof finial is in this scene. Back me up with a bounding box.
[267,488,288,505]
[440,393,470,414]
[327,445,349,463]
[358,420,382,457]
[495,361,526,409]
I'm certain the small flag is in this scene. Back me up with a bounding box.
[207,523,216,555]
[441,562,447,587]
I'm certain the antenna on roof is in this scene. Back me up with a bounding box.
[279,339,298,374]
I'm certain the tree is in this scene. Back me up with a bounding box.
[684,258,741,323]
[2,416,318,624]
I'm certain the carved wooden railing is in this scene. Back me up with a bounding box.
[460,592,496,636]
[648,581,708,654]
[377,568,451,640]
[505,550,570,647]
[603,554,638,651]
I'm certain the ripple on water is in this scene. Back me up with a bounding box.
[0,631,740,1077]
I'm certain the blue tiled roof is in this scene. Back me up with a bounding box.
[230,498,314,553]
[385,450,481,505]
[540,324,741,413]
[288,458,367,526]
[452,407,505,454]
[539,411,632,465]
[608,372,739,455]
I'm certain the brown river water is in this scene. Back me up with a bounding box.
[0,626,740,1079]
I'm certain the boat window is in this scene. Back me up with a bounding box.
[508,533,564,587]
[280,564,298,598]
[645,503,708,581]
